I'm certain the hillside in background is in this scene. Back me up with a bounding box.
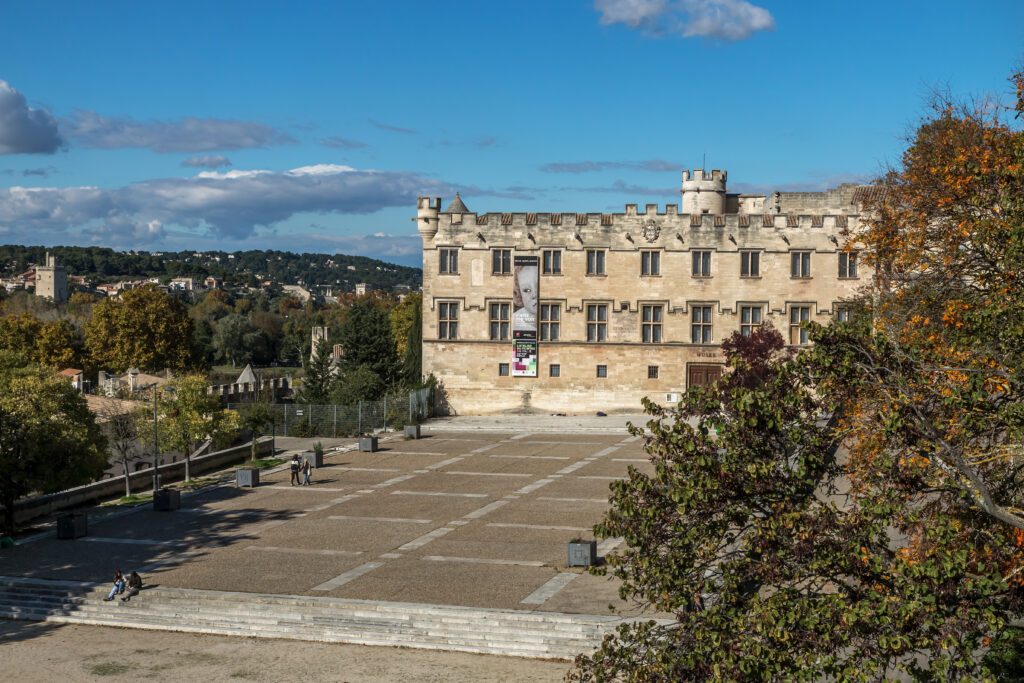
[0,245,422,291]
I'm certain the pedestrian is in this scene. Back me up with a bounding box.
[103,569,125,601]
[289,454,301,486]
[121,571,143,602]
[301,457,312,486]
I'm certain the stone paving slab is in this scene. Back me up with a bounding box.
[2,429,662,618]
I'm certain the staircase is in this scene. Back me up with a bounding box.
[0,576,640,660]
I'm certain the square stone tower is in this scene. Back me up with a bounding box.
[35,252,68,304]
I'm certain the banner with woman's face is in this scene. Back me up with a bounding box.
[512,256,539,377]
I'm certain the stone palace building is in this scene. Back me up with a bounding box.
[417,169,870,414]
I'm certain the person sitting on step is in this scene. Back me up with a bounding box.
[103,569,125,601]
[121,571,143,602]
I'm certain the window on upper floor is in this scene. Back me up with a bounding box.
[647,365,659,379]
[641,304,663,343]
[586,303,608,342]
[489,302,510,341]
[586,249,605,276]
[838,251,859,279]
[835,305,852,323]
[692,250,712,277]
[740,305,763,337]
[492,249,512,275]
[439,248,458,275]
[641,250,660,276]
[740,250,760,277]
[549,364,560,378]
[438,302,459,340]
[691,305,713,344]
[542,249,561,275]
[791,251,812,278]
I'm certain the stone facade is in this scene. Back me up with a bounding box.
[35,252,68,304]
[417,170,869,414]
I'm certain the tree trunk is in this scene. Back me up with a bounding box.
[3,496,15,536]
[250,432,258,461]
[122,458,132,497]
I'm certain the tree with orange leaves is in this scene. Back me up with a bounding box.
[572,70,1024,682]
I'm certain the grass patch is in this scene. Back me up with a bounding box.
[89,662,132,676]
[243,457,285,470]
[176,476,218,491]
[101,493,152,507]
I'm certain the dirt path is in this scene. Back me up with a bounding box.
[0,621,570,682]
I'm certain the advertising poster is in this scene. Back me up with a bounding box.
[512,255,538,377]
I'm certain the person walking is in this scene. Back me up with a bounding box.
[121,571,143,602]
[301,458,312,486]
[103,569,125,601]
[289,454,301,486]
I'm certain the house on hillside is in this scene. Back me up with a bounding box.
[59,368,84,392]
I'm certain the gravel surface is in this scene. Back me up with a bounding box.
[0,621,569,682]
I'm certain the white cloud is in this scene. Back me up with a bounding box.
[0,164,454,244]
[64,110,296,152]
[0,81,64,154]
[181,155,232,168]
[595,0,774,40]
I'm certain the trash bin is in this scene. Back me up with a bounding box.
[236,468,260,488]
[359,436,379,452]
[567,540,597,567]
[153,488,181,511]
[57,513,88,539]
[404,425,421,439]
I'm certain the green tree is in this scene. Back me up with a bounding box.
[0,363,107,533]
[402,301,422,388]
[237,401,273,461]
[212,314,255,368]
[157,374,239,482]
[35,319,84,369]
[337,299,398,386]
[331,364,384,406]
[85,285,196,372]
[390,292,421,359]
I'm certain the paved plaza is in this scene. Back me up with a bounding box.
[1,427,655,615]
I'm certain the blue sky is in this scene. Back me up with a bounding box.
[1,1,1021,267]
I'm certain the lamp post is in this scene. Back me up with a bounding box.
[152,387,160,493]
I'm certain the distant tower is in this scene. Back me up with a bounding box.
[35,252,68,304]
[681,169,728,215]
[310,326,329,362]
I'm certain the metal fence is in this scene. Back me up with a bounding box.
[228,386,437,438]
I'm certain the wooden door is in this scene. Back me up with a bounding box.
[687,364,723,389]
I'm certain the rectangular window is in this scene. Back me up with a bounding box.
[439,248,458,274]
[647,365,659,379]
[540,304,560,341]
[641,304,663,343]
[838,251,858,279]
[542,250,561,275]
[740,251,760,277]
[790,306,811,345]
[586,249,606,276]
[438,302,458,340]
[836,306,851,323]
[498,363,509,376]
[692,250,712,277]
[691,305,713,344]
[489,302,510,341]
[586,304,607,342]
[596,365,607,378]
[791,251,812,278]
[740,305,763,336]
[549,364,560,378]
[492,249,512,275]
[641,251,661,276]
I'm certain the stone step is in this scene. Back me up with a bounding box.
[0,608,586,658]
[0,576,644,660]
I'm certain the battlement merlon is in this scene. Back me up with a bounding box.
[681,169,727,184]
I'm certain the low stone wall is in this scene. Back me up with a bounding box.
[7,438,273,526]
